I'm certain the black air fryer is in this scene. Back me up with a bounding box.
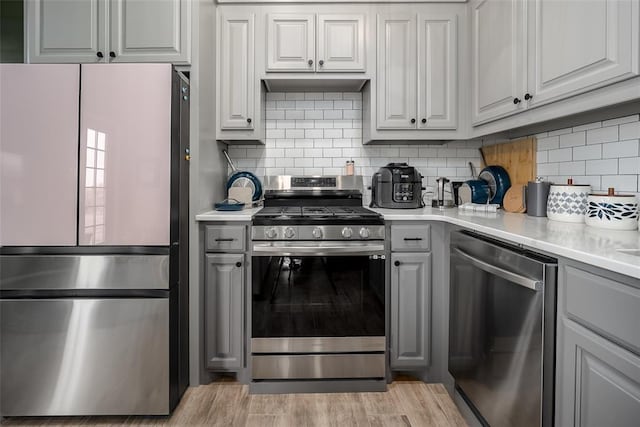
[370,163,424,209]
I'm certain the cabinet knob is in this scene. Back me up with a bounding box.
[410,118,416,124]
[247,118,252,123]
[513,97,521,104]
[235,261,242,268]
[308,59,313,66]
[394,260,400,267]
[109,51,116,58]
[96,51,104,58]
[524,93,533,101]
[319,60,324,66]
[421,118,427,124]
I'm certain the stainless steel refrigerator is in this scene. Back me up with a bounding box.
[0,64,190,416]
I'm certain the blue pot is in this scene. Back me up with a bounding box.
[465,179,491,204]
[478,165,511,205]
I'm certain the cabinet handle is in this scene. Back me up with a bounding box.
[319,60,324,66]
[308,59,313,66]
[524,93,533,101]
[109,51,116,58]
[403,237,423,241]
[410,118,416,124]
[96,51,104,58]
[235,261,242,268]
[247,118,252,124]
[394,260,401,267]
[513,97,521,104]
[215,238,234,242]
[421,118,427,124]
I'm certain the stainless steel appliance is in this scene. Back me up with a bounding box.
[449,231,557,427]
[251,176,386,386]
[370,163,424,209]
[0,64,190,416]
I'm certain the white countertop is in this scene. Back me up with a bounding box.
[196,206,640,280]
[195,207,262,222]
[372,207,640,280]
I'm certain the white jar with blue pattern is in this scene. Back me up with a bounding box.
[585,189,638,230]
[546,181,591,223]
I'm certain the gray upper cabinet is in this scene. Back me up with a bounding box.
[556,262,640,426]
[26,0,191,64]
[205,253,244,370]
[390,252,431,369]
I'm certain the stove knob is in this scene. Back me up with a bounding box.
[312,227,323,239]
[284,227,296,239]
[341,227,353,238]
[265,227,278,239]
[359,228,370,239]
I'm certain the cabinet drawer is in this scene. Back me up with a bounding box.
[563,265,640,354]
[391,225,431,251]
[205,226,245,252]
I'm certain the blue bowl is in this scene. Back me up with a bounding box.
[465,179,490,204]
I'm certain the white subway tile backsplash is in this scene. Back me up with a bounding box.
[573,121,601,132]
[548,148,572,162]
[602,114,639,127]
[602,139,639,159]
[585,159,618,175]
[231,93,639,195]
[559,131,585,148]
[619,157,640,174]
[601,175,638,192]
[305,110,323,120]
[586,126,618,145]
[620,121,640,140]
[537,136,560,151]
[572,144,602,161]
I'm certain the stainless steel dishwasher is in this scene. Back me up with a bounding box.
[449,231,557,427]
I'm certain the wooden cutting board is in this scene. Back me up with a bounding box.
[480,137,537,185]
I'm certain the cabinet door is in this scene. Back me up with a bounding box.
[390,252,431,369]
[377,14,417,129]
[471,0,527,125]
[205,254,244,370]
[528,0,639,107]
[266,14,315,72]
[0,65,79,246]
[79,64,172,246]
[26,0,107,63]
[417,14,457,130]
[556,318,640,427]
[219,13,255,130]
[317,14,365,72]
[109,0,191,64]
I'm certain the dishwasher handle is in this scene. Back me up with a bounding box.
[452,247,543,291]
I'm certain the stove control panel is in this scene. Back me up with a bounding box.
[252,225,385,241]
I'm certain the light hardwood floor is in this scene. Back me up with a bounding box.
[2,380,467,427]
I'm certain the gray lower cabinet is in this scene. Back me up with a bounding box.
[390,252,431,369]
[205,253,244,370]
[557,318,640,427]
[556,262,640,426]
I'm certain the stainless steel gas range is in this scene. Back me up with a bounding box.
[250,176,387,390]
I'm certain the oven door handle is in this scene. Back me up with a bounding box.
[253,242,385,256]
[453,247,542,291]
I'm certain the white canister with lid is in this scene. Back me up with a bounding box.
[546,179,591,223]
[585,188,639,230]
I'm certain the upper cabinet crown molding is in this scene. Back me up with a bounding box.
[25,0,191,64]
[217,0,465,3]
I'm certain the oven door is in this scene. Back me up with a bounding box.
[251,241,385,350]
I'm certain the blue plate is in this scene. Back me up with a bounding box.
[214,199,245,211]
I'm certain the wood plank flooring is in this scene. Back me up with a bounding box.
[2,380,467,427]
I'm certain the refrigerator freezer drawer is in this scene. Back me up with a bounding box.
[0,255,169,291]
[0,298,169,416]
